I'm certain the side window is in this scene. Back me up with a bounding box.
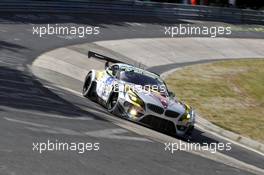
[116,70,126,80]
[111,65,119,77]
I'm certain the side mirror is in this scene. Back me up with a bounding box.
[168,91,175,97]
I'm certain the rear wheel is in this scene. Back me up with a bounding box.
[83,73,96,100]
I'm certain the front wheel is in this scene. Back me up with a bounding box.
[107,92,120,116]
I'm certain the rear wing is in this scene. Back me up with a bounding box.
[87,51,158,76]
[88,51,124,64]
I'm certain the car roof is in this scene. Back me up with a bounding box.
[113,63,161,80]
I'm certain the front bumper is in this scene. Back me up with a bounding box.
[119,98,195,136]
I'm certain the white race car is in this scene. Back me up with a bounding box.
[83,51,195,137]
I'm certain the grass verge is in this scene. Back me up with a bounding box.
[165,59,264,143]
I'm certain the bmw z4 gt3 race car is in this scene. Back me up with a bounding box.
[82,51,195,137]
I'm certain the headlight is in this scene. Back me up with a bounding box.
[183,104,195,121]
[128,91,138,102]
[181,108,195,122]
[127,90,144,107]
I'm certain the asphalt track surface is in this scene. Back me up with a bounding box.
[0,13,264,175]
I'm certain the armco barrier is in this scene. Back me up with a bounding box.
[0,0,263,24]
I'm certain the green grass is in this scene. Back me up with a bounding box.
[165,59,264,143]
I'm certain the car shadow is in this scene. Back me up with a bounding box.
[0,66,107,121]
[142,122,220,144]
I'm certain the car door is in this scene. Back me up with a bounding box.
[96,71,116,102]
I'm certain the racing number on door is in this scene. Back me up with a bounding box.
[100,76,114,101]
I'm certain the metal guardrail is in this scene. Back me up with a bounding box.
[0,0,263,24]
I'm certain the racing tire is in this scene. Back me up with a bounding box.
[107,92,120,116]
[83,73,97,100]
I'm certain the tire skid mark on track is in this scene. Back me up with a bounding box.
[3,117,150,142]
[0,106,92,121]
[0,93,65,105]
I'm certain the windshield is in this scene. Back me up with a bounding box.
[118,71,168,94]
